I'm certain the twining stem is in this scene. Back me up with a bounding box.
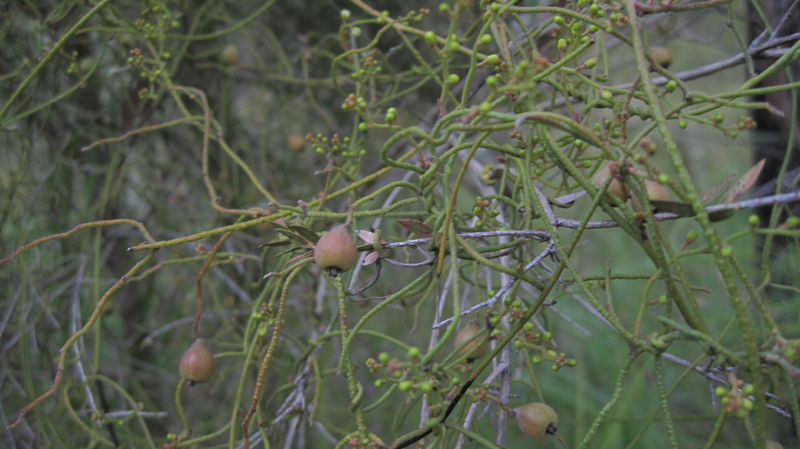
[0,0,112,122]
[241,261,309,448]
[193,229,235,339]
[9,252,155,429]
[334,276,366,431]
[625,2,766,446]
[1,219,155,265]
[578,354,639,449]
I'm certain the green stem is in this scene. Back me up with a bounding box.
[0,0,112,122]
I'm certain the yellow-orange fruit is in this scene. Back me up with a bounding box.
[516,402,559,439]
[287,133,306,152]
[220,44,240,65]
[179,338,215,383]
[592,163,629,203]
[647,46,673,69]
[454,322,488,361]
[632,179,672,212]
[314,224,358,276]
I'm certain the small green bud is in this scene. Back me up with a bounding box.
[424,31,437,45]
[665,80,677,92]
[721,245,733,257]
[398,380,413,391]
[446,73,460,84]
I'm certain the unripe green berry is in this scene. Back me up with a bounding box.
[424,31,437,45]
[721,245,733,257]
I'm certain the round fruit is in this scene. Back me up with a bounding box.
[516,402,559,440]
[454,322,488,361]
[179,338,215,384]
[647,46,672,69]
[766,441,784,449]
[632,179,672,212]
[287,133,306,152]
[220,44,240,65]
[314,224,358,277]
[592,162,629,203]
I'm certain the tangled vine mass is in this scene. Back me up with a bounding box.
[2,1,800,448]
